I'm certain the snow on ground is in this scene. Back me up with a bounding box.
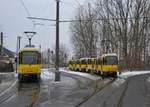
[119,71,150,78]
[15,69,150,80]
[60,68,150,79]
[0,72,14,75]
[41,69,77,85]
[60,69,101,81]
[41,69,54,80]
[42,68,150,81]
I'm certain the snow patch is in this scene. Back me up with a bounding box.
[60,69,101,80]
[41,69,54,80]
[42,69,150,80]
[119,71,150,78]
[113,78,125,87]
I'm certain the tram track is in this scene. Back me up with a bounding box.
[41,69,122,107]
[16,80,41,107]
[40,70,113,107]
[58,69,117,107]
[76,77,116,107]
[0,80,17,104]
[0,74,41,106]
[115,75,150,107]
[26,87,40,107]
[116,79,129,107]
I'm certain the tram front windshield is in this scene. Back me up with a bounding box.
[105,56,118,65]
[21,52,39,64]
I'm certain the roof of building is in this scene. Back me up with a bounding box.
[0,46,15,58]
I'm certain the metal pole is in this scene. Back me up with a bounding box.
[55,0,60,81]
[106,0,109,53]
[48,48,50,68]
[0,32,3,56]
[18,36,21,51]
[16,36,22,54]
[29,38,31,46]
[16,36,21,73]
[1,32,3,55]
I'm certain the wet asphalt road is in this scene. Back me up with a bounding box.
[0,73,16,95]
[1,70,150,107]
[116,74,150,107]
[0,69,112,107]
[81,73,150,107]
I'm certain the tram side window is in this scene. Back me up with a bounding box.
[91,59,96,65]
[81,59,86,64]
[97,59,101,65]
[87,59,91,64]
[76,60,80,64]
[69,61,72,64]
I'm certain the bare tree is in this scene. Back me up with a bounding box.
[95,0,150,70]
[70,3,98,58]
[70,0,150,70]
[51,44,69,67]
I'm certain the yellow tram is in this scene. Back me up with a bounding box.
[68,59,76,71]
[97,53,118,76]
[17,47,42,81]
[80,58,87,72]
[68,53,119,77]
[86,58,96,72]
[74,59,80,71]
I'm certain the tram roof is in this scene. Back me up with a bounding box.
[80,57,96,59]
[19,47,40,53]
[101,53,117,57]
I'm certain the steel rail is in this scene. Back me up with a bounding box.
[0,80,17,104]
[76,78,116,107]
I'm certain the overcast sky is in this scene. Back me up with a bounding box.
[0,0,95,53]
